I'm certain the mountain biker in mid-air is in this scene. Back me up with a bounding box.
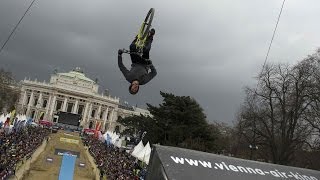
[118,28,157,95]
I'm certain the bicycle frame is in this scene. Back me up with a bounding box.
[135,21,148,52]
[122,49,151,61]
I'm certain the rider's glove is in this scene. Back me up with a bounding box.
[118,49,123,56]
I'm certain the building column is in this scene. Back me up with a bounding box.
[45,95,52,119]
[87,103,93,124]
[37,93,43,108]
[22,90,27,107]
[103,107,109,121]
[108,108,114,130]
[82,102,89,125]
[62,97,68,112]
[26,91,34,116]
[49,95,57,117]
[96,105,102,119]
[102,107,109,131]
[73,100,79,114]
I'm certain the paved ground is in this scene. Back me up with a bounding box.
[21,131,96,180]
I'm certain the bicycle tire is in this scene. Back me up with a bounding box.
[140,8,155,40]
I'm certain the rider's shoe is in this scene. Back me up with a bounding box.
[148,28,155,38]
[145,28,155,44]
[150,28,155,35]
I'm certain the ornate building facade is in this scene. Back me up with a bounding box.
[16,67,151,132]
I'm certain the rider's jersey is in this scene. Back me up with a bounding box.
[118,55,157,85]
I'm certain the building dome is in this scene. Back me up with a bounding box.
[57,67,95,83]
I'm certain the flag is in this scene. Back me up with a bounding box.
[38,112,44,120]
[4,117,10,127]
[26,118,33,125]
[106,134,111,146]
[94,121,102,138]
[13,118,19,128]
[10,110,16,125]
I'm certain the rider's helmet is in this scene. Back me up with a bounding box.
[149,28,155,36]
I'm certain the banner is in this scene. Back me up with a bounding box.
[146,145,320,180]
[60,137,79,144]
[54,148,80,158]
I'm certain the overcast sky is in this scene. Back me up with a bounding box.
[1,0,320,124]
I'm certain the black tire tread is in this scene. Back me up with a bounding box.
[141,8,155,40]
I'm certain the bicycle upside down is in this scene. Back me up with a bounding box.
[117,8,157,95]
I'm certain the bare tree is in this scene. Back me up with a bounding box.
[300,50,320,142]
[0,69,19,112]
[238,61,314,165]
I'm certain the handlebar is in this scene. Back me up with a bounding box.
[121,49,151,61]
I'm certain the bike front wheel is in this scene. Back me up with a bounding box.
[140,8,155,40]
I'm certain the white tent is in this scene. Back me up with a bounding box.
[0,114,5,123]
[115,138,123,148]
[111,134,119,144]
[5,113,11,119]
[31,122,38,126]
[131,141,145,158]
[136,142,152,164]
[17,114,27,121]
[103,131,119,145]
[0,113,10,123]
[0,114,10,127]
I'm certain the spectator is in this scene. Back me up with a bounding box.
[0,126,50,179]
[83,135,146,180]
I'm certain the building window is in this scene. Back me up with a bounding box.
[115,126,120,133]
[91,109,96,118]
[78,105,84,115]
[100,112,103,119]
[42,100,48,108]
[34,99,38,106]
[53,117,58,123]
[27,96,30,104]
[39,112,44,120]
[106,112,109,120]
[89,121,93,129]
[67,103,73,113]
[31,110,35,118]
[56,101,62,111]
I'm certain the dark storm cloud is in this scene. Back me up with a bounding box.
[1,0,320,123]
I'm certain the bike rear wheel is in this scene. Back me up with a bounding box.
[140,8,155,40]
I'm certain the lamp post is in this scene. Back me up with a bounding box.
[249,144,258,160]
[249,116,258,160]
[141,131,147,141]
[241,116,259,160]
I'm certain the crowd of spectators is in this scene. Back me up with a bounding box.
[83,135,146,180]
[0,126,50,180]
